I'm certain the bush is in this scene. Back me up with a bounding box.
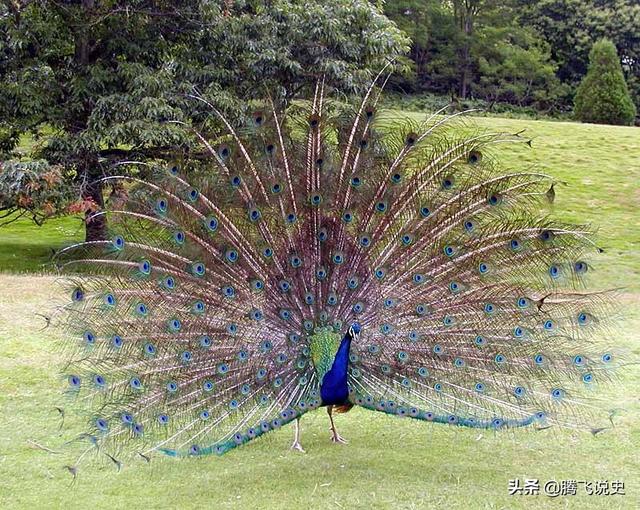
[574,39,637,126]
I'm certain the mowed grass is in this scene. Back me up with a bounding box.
[0,116,638,509]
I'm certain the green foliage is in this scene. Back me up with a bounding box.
[574,39,637,125]
[475,29,567,110]
[0,160,79,226]
[0,0,409,238]
[518,0,640,111]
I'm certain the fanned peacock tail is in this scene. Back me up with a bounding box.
[55,78,617,466]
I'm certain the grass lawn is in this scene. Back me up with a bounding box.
[0,115,638,509]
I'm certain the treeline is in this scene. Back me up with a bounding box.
[383,0,639,117]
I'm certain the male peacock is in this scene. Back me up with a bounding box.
[56,78,614,467]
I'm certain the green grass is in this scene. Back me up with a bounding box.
[0,116,638,509]
[0,215,83,273]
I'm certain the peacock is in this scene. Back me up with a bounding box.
[55,77,615,468]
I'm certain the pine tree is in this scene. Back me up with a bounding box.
[574,39,636,126]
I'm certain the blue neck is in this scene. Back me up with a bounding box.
[320,333,352,405]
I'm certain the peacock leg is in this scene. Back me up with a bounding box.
[290,417,305,453]
[327,406,348,444]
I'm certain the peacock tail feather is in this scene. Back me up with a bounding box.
[55,78,616,465]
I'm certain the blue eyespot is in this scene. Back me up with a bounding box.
[71,287,84,302]
[517,297,530,309]
[443,245,456,257]
[413,273,425,284]
[310,194,323,206]
[433,344,443,354]
[205,216,218,232]
[342,212,353,223]
[375,267,387,280]
[484,303,495,314]
[401,234,414,246]
[574,261,588,274]
[543,320,555,330]
[112,235,125,250]
[420,206,431,218]
[248,208,262,222]
[534,354,544,365]
[509,239,522,251]
[158,414,170,425]
[271,183,282,194]
[391,172,402,184]
[415,304,428,316]
[111,335,123,348]
[225,249,239,263]
[96,418,108,432]
[375,201,388,213]
[83,330,96,344]
[203,380,214,392]
[144,342,156,356]
[231,175,242,188]
[187,188,199,202]
[250,279,264,292]
[474,335,486,346]
[279,309,291,320]
[68,375,81,388]
[318,228,328,242]
[551,388,564,400]
[134,422,143,435]
[602,353,612,363]
[139,259,151,275]
[351,176,362,188]
[222,285,235,298]
[549,265,560,279]
[166,381,178,393]
[514,386,525,397]
[442,176,454,189]
[475,382,485,392]
[352,302,364,314]
[289,255,302,268]
[539,229,554,242]
[285,213,297,224]
[488,193,502,206]
[278,279,291,292]
[191,262,205,277]
[155,198,168,214]
[494,354,506,364]
[261,247,273,258]
[478,262,489,274]
[332,252,344,264]
[200,335,212,348]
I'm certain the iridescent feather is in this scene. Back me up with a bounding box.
[55,78,616,467]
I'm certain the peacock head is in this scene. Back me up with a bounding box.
[348,322,362,341]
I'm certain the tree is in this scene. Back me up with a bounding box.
[0,0,409,240]
[518,0,640,112]
[475,28,565,110]
[574,38,636,125]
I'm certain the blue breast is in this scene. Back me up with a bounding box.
[320,335,351,405]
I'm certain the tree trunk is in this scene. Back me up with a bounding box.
[82,162,107,242]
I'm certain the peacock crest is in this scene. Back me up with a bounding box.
[56,78,615,465]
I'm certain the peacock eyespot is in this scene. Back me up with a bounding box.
[468,150,482,165]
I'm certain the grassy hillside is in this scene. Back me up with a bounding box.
[0,115,638,509]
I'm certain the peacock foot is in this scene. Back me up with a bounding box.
[290,441,306,453]
[330,430,348,444]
